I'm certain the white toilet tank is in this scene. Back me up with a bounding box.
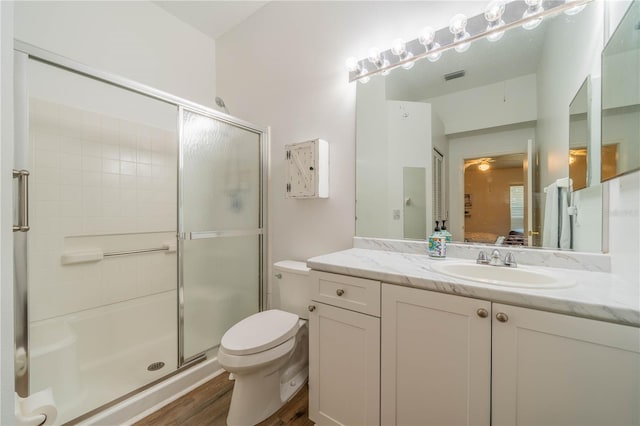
[273,260,310,320]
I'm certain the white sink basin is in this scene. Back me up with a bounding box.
[431,261,575,289]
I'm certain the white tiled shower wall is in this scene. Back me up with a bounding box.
[28,98,177,322]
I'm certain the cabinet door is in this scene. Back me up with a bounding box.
[309,303,380,426]
[492,303,640,426]
[381,284,491,426]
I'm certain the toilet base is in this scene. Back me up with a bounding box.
[226,366,307,426]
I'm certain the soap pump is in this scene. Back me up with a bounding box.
[440,220,452,243]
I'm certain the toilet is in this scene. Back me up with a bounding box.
[217,260,310,426]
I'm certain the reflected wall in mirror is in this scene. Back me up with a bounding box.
[355,0,606,252]
[602,0,640,180]
[569,77,590,191]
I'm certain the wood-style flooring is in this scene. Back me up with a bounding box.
[134,372,314,426]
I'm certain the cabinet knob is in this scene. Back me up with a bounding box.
[308,305,316,312]
[496,312,509,323]
[336,289,345,296]
[476,308,489,318]
[274,273,282,279]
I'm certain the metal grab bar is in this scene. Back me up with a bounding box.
[104,246,172,257]
[61,243,177,265]
[13,169,30,232]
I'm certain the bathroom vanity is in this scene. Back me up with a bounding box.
[306,247,640,426]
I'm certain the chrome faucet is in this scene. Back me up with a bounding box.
[503,252,517,268]
[489,249,503,266]
[476,249,517,267]
[476,250,489,264]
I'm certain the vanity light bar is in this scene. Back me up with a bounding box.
[347,0,592,83]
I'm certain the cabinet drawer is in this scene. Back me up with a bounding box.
[310,271,381,316]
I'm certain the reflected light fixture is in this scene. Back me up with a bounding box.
[391,38,415,70]
[449,14,471,53]
[418,26,442,62]
[564,0,587,15]
[345,0,592,83]
[478,162,491,172]
[485,0,506,42]
[368,47,391,75]
[522,0,544,30]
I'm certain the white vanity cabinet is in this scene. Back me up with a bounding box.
[381,283,492,426]
[308,271,381,426]
[491,303,640,426]
[381,283,640,426]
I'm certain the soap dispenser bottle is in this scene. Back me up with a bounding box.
[428,221,446,258]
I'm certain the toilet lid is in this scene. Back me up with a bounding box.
[221,309,299,356]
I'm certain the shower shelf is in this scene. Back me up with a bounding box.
[61,243,177,265]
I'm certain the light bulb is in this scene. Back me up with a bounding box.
[345,57,360,73]
[418,27,436,47]
[419,26,442,61]
[367,47,380,64]
[478,162,491,171]
[564,0,586,15]
[391,38,415,69]
[522,0,544,30]
[427,50,442,62]
[455,41,471,53]
[367,46,390,74]
[484,0,506,23]
[357,64,370,83]
[487,26,504,42]
[391,38,407,56]
[449,14,468,35]
[450,14,471,53]
[485,0,506,42]
[401,54,415,70]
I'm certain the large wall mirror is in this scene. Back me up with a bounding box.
[602,0,640,180]
[356,0,606,252]
[569,77,590,191]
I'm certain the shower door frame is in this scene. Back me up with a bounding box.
[12,40,268,401]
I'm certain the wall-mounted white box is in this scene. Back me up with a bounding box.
[285,139,329,199]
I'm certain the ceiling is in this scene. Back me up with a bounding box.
[385,21,549,101]
[153,1,268,40]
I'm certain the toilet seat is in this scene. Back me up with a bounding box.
[221,309,299,356]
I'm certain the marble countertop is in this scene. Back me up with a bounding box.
[307,248,640,327]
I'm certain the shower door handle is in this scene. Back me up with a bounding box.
[13,169,30,232]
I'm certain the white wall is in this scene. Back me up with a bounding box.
[426,74,538,135]
[215,1,486,303]
[572,185,603,252]
[605,0,640,287]
[14,1,216,108]
[355,77,387,238]
[386,101,432,239]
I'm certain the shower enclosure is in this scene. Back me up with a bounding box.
[13,43,267,424]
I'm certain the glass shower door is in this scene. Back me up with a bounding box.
[180,108,264,362]
[19,56,179,424]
